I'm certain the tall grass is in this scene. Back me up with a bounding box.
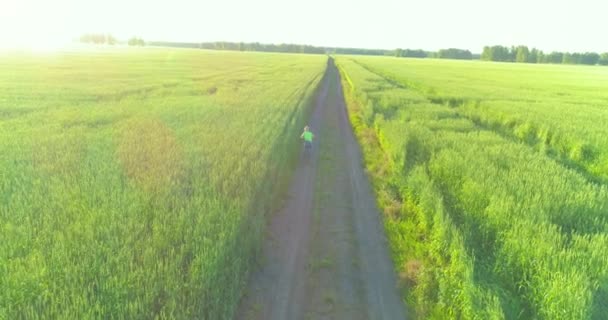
[0,49,327,319]
[344,56,608,180]
[336,56,608,319]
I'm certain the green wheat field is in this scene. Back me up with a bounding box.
[0,48,327,319]
[1,48,608,319]
[337,56,608,319]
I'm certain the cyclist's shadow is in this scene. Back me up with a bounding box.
[301,143,314,167]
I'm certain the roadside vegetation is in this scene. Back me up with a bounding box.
[336,56,608,319]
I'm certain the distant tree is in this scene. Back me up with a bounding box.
[528,48,540,63]
[481,46,491,60]
[536,50,546,63]
[545,51,564,64]
[482,45,513,62]
[599,53,608,66]
[80,33,101,44]
[106,34,117,45]
[392,48,428,58]
[515,45,529,63]
[562,52,583,64]
[437,48,472,60]
[508,46,515,61]
[403,49,428,58]
[80,33,117,45]
[92,34,104,44]
[128,37,145,46]
[495,45,509,61]
[580,52,600,65]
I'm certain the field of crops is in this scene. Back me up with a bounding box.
[336,56,608,319]
[0,48,327,318]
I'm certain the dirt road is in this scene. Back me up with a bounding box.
[236,60,407,320]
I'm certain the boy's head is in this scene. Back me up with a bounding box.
[304,125,309,131]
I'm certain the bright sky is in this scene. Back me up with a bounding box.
[1,0,607,52]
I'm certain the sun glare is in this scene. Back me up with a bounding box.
[0,0,73,52]
[0,35,72,53]
[2,0,608,53]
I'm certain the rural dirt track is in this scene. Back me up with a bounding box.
[236,60,407,320]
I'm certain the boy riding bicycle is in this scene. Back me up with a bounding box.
[301,125,314,150]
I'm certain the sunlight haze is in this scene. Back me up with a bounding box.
[1,0,607,52]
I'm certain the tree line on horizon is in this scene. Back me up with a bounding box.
[79,34,118,45]
[147,41,474,60]
[78,34,608,65]
[394,48,475,60]
[147,41,327,54]
[146,41,388,55]
[482,45,608,65]
[79,33,145,46]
